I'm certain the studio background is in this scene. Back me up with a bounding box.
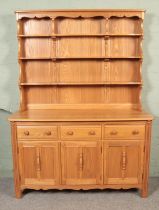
[0,0,159,177]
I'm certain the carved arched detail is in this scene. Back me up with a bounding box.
[17,14,143,20]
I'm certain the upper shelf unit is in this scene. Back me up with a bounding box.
[16,10,144,110]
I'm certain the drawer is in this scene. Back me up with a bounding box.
[104,125,145,140]
[17,126,58,140]
[61,125,101,140]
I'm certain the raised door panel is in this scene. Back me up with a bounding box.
[104,141,143,185]
[40,143,59,185]
[61,141,102,185]
[18,142,59,186]
[19,143,37,185]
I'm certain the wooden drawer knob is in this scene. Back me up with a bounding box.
[89,131,96,135]
[110,130,118,135]
[132,130,139,135]
[67,131,74,135]
[45,131,51,136]
[24,131,29,136]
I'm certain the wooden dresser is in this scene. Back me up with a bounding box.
[9,9,153,198]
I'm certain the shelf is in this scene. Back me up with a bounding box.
[20,57,52,60]
[20,82,142,86]
[18,34,143,38]
[108,34,143,37]
[19,56,143,60]
[18,35,52,38]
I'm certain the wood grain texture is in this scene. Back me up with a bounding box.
[22,38,51,58]
[104,141,143,185]
[56,17,105,34]
[9,10,153,198]
[22,18,52,35]
[61,141,102,185]
[9,109,153,122]
[109,17,142,34]
[18,142,59,186]
[17,125,58,140]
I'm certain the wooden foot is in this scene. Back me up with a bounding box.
[15,188,22,199]
[140,187,148,198]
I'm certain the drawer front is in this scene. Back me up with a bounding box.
[61,125,101,140]
[104,125,145,140]
[17,126,58,140]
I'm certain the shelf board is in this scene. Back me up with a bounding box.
[18,34,143,38]
[18,35,52,38]
[20,82,142,86]
[108,34,143,37]
[19,56,142,60]
[19,57,52,60]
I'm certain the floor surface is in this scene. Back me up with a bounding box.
[0,178,159,210]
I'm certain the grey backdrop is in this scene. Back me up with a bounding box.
[0,0,159,177]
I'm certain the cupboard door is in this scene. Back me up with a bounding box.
[104,141,143,185]
[18,142,59,186]
[61,141,102,185]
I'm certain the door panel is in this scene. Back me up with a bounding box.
[104,141,143,185]
[19,144,37,182]
[40,143,59,184]
[18,142,59,186]
[61,141,102,185]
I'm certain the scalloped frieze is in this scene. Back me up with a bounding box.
[17,11,144,20]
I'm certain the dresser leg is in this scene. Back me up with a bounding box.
[140,185,148,198]
[15,187,22,199]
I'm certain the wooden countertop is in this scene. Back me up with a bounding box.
[8,109,153,122]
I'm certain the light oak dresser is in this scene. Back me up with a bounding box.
[9,9,153,198]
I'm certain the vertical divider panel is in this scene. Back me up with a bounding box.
[104,59,110,82]
[51,17,59,103]
[104,36,110,57]
[105,17,109,35]
[104,17,110,104]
